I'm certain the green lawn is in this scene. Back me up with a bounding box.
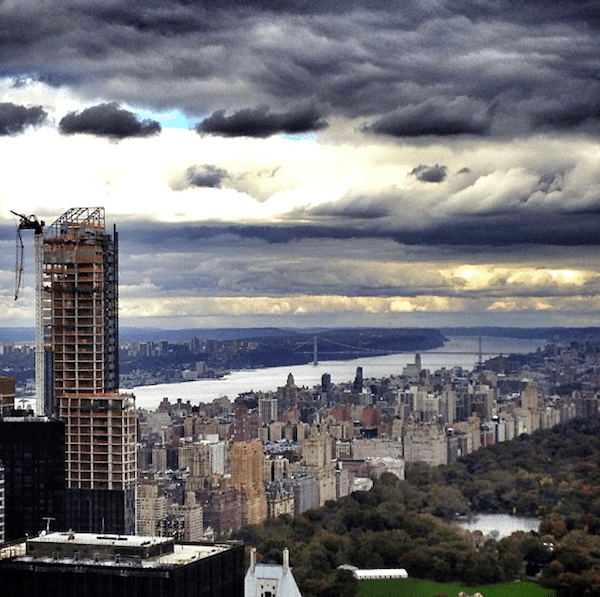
[358,578,555,597]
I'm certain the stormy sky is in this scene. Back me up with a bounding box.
[1,0,600,329]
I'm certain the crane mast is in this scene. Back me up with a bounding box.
[12,211,45,416]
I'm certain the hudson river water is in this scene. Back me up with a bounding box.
[131,336,546,411]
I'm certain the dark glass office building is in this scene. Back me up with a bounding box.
[0,415,66,540]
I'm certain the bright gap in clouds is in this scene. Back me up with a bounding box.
[281,134,318,142]
[135,108,191,129]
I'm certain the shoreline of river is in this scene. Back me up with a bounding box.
[130,335,547,411]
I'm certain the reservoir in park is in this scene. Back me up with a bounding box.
[458,514,540,538]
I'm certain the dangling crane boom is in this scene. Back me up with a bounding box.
[11,210,45,416]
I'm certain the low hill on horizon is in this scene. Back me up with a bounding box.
[2,325,600,344]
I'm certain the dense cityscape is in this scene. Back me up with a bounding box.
[1,207,599,597]
[120,335,600,536]
[1,0,599,594]
[3,321,600,596]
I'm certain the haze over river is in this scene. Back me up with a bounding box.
[131,336,545,411]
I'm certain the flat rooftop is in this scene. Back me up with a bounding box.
[29,532,170,549]
[2,532,235,569]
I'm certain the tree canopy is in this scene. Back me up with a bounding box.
[234,416,600,597]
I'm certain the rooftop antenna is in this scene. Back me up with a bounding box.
[42,517,55,533]
[11,210,45,416]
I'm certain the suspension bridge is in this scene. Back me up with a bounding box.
[292,336,503,367]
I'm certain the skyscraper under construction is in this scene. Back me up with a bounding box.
[43,207,136,534]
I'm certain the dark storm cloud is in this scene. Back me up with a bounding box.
[79,0,600,27]
[366,98,491,137]
[79,3,217,36]
[80,0,429,22]
[410,164,448,183]
[59,103,161,139]
[402,210,600,247]
[196,106,327,138]
[186,165,229,188]
[116,203,600,249]
[0,0,599,137]
[0,102,46,135]
[533,101,600,131]
[446,0,600,28]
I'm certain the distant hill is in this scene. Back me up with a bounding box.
[0,327,299,344]
[440,327,600,343]
[118,327,300,342]
[3,326,600,345]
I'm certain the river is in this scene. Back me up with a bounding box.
[130,335,545,411]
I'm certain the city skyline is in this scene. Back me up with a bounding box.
[0,1,599,330]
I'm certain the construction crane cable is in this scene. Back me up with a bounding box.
[15,227,24,300]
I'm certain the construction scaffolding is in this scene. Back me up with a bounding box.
[43,207,119,397]
[58,393,137,491]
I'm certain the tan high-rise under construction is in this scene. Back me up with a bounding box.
[43,207,119,395]
[43,207,136,534]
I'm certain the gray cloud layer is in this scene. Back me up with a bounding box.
[366,98,491,138]
[0,0,597,137]
[111,222,600,304]
[112,206,600,250]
